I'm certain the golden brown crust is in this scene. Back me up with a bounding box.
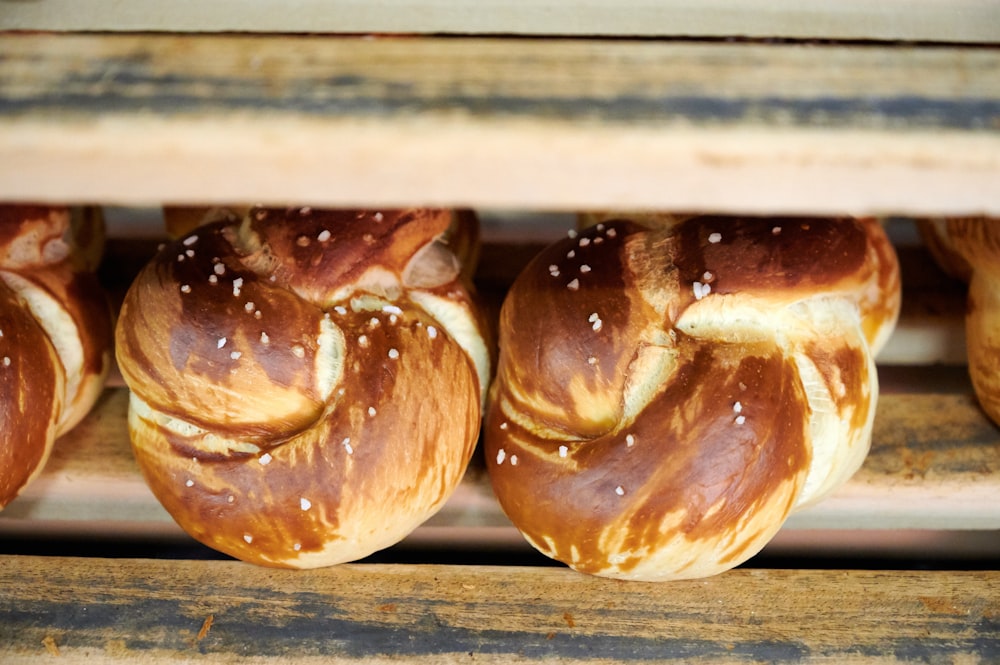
[0,204,113,509]
[485,214,900,580]
[935,217,1000,425]
[116,206,490,568]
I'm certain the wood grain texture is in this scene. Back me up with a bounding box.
[1,34,998,214]
[0,555,997,663]
[2,0,999,43]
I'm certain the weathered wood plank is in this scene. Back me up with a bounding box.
[2,0,998,43]
[0,555,997,663]
[1,34,998,215]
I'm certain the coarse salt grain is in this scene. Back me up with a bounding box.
[496,449,506,465]
[217,337,227,349]
[580,264,591,274]
[733,401,743,413]
[427,326,438,340]
[626,434,635,447]
[244,302,255,313]
[334,306,347,315]
[559,445,568,458]
[259,453,272,465]
[388,348,400,359]
[343,438,353,454]
[567,250,576,259]
[183,235,198,246]
[567,278,580,291]
[180,285,191,294]
[568,229,578,239]
[579,238,591,247]
[358,335,369,348]
[772,226,782,235]
[588,356,597,365]
[300,497,312,511]
[368,406,377,417]
[293,543,302,551]
[244,534,253,544]
[708,232,722,244]
[214,263,226,275]
[500,422,508,430]
[230,351,242,360]
[185,479,194,487]
[260,332,270,344]
[510,455,519,466]
[318,229,331,242]
[186,249,195,258]
[208,275,218,284]
[2,357,10,367]
[606,228,617,238]
[735,415,746,425]
[615,486,625,496]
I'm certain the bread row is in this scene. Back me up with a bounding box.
[1,205,994,581]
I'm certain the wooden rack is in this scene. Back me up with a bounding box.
[1,4,999,662]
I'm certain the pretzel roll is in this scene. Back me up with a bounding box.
[915,218,973,283]
[116,207,491,568]
[486,214,900,581]
[934,217,1000,424]
[0,205,113,509]
[163,206,252,239]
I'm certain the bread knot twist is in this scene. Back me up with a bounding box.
[922,217,1000,425]
[0,205,112,509]
[485,214,900,580]
[116,207,491,568]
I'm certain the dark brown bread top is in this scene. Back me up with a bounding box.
[116,207,491,568]
[486,214,899,580]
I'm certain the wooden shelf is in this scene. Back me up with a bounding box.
[2,33,998,215]
[3,0,999,43]
[1,14,998,663]
[1,555,998,663]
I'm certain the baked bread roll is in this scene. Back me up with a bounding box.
[922,217,1000,424]
[115,207,491,568]
[485,214,900,580]
[0,205,113,509]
